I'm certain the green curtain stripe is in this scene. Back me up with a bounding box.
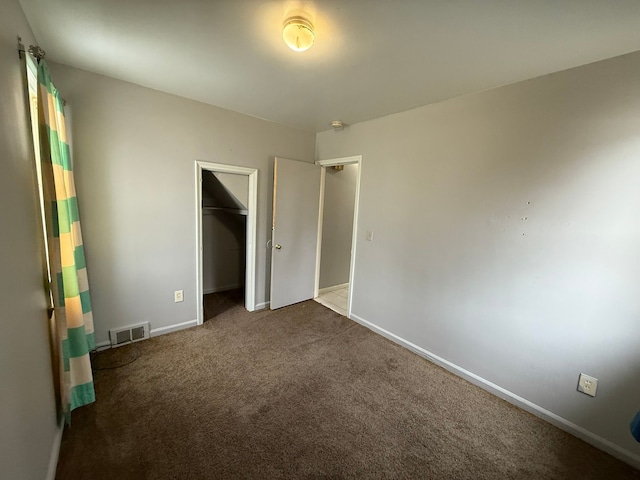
[60,141,71,171]
[56,272,65,305]
[56,199,70,234]
[80,290,92,314]
[55,198,80,235]
[74,244,86,269]
[46,127,72,170]
[45,126,62,166]
[61,265,80,298]
[68,197,79,223]
[86,332,95,351]
[66,325,90,358]
[37,61,60,101]
[70,382,96,412]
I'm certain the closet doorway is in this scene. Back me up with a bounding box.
[314,156,361,317]
[195,161,257,325]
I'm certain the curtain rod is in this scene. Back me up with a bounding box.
[17,36,67,106]
[17,37,46,60]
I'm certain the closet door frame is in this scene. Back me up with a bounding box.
[195,160,258,324]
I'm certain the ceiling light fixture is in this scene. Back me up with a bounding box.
[283,16,315,52]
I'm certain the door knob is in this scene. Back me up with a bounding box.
[274,244,282,249]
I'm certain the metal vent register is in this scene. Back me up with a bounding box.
[109,322,150,347]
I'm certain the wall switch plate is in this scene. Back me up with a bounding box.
[577,373,598,397]
[174,290,184,303]
[366,231,374,241]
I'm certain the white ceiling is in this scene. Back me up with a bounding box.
[18,0,640,133]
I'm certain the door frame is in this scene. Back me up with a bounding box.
[195,161,258,324]
[314,155,362,319]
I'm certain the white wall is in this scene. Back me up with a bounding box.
[317,51,640,462]
[319,164,357,288]
[214,172,248,207]
[49,63,315,343]
[0,1,61,479]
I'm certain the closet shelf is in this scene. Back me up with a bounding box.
[203,206,248,216]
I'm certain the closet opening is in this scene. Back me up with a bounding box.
[195,161,258,324]
[314,157,361,317]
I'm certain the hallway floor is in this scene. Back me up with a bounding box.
[314,284,348,316]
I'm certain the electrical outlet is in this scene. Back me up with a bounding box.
[577,373,598,397]
[174,290,184,303]
[366,231,374,241]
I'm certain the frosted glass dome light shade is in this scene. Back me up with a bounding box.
[283,17,315,52]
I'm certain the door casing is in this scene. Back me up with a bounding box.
[195,160,258,324]
[314,155,362,319]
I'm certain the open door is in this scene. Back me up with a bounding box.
[270,157,321,309]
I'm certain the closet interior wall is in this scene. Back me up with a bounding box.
[202,172,248,295]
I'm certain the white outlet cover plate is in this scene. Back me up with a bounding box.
[174,290,184,302]
[577,373,598,397]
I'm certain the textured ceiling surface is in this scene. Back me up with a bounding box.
[18,0,640,132]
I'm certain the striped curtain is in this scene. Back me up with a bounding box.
[37,59,95,418]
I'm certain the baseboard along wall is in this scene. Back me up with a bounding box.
[348,312,640,471]
[45,415,65,480]
[150,319,198,337]
[318,283,349,295]
[94,319,199,349]
[203,284,243,295]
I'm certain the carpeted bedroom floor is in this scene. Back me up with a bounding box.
[56,295,639,479]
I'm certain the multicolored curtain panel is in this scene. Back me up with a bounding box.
[37,59,95,418]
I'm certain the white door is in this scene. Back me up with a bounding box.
[270,157,321,309]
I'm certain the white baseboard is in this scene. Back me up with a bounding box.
[150,319,198,337]
[255,301,270,310]
[318,283,349,295]
[93,319,199,348]
[203,284,243,295]
[45,415,64,480]
[349,312,640,470]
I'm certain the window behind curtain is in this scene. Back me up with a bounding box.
[26,54,51,284]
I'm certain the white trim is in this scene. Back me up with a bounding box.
[314,155,362,320]
[195,160,258,326]
[255,301,270,310]
[150,319,198,337]
[45,416,64,480]
[94,320,198,347]
[314,166,326,298]
[349,312,640,470]
[315,156,360,167]
[348,157,362,319]
[317,283,349,295]
[203,284,243,295]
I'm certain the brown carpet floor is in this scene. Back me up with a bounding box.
[57,297,640,479]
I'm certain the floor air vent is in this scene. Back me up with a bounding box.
[109,322,150,347]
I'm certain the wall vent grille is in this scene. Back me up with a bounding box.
[109,322,150,348]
